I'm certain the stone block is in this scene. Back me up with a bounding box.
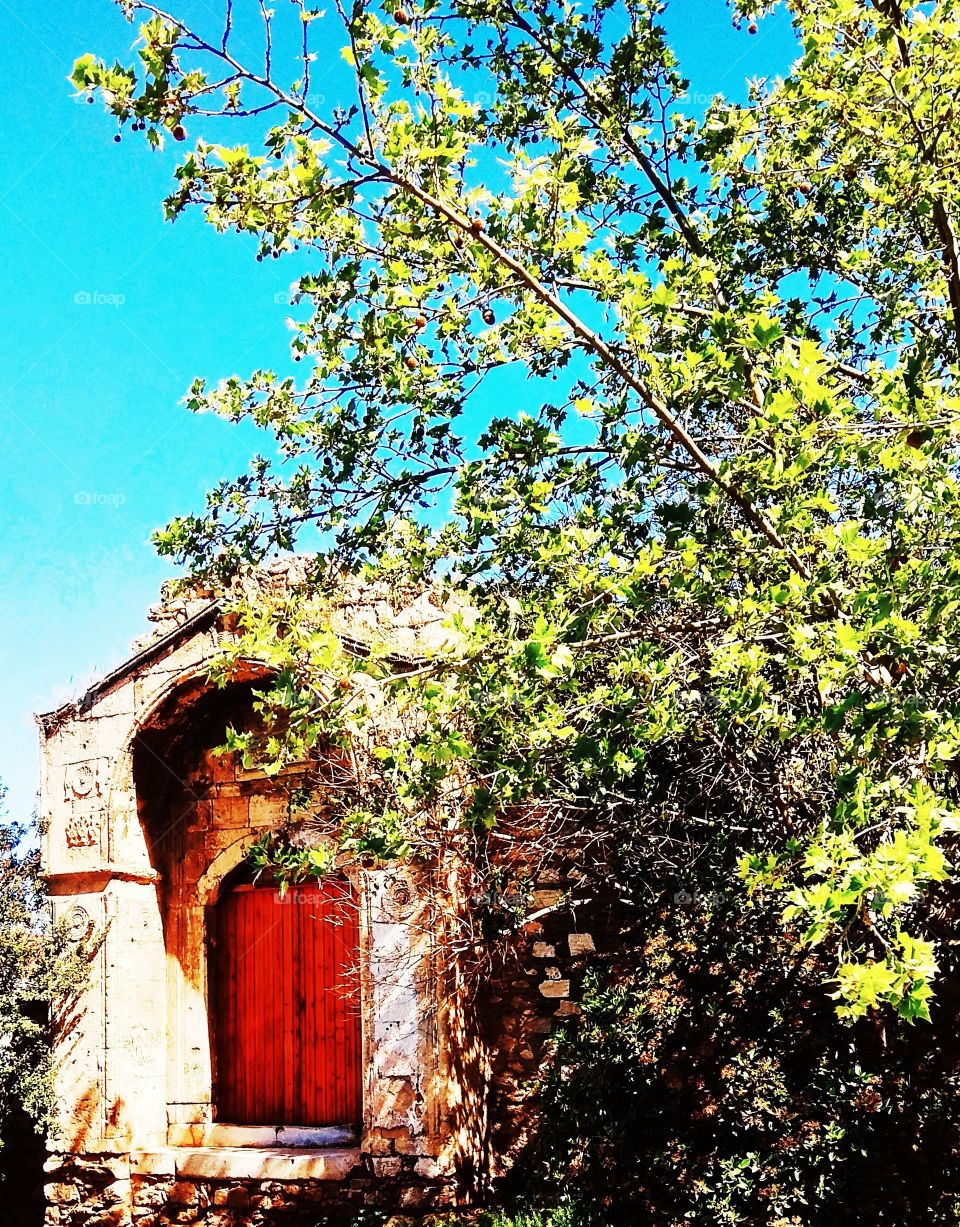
[102,1180,132,1206]
[386,1127,418,1156]
[44,1183,81,1206]
[78,1156,131,1185]
[205,828,248,854]
[363,1131,395,1156]
[531,890,564,910]
[189,800,214,831]
[132,1212,161,1227]
[85,1207,132,1227]
[248,794,287,827]
[174,1147,361,1182]
[167,1182,199,1206]
[182,849,208,884]
[202,1213,234,1227]
[399,1186,429,1208]
[371,1157,403,1178]
[208,751,238,784]
[214,795,250,828]
[413,1158,441,1179]
[539,980,570,998]
[568,932,596,956]
[532,942,555,959]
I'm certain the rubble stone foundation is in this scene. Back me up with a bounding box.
[43,1149,460,1225]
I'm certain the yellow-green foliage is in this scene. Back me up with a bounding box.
[74,0,960,1023]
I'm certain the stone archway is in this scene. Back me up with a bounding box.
[40,591,476,1221]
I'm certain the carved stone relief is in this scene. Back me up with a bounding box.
[64,758,107,802]
[65,809,102,849]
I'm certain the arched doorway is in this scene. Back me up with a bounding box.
[211,873,362,1127]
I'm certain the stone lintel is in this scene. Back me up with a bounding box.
[46,867,161,895]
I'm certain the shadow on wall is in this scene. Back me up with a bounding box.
[42,1088,130,1227]
[132,676,266,886]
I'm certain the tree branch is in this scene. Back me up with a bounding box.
[870,0,960,363]
[124,0,811,579]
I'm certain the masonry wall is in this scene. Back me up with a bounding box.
[38,601,475,1224]
[471,815,607,1198]
[38,584,602,1225]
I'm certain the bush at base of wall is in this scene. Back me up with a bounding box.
[530,899,960,1227]
[314,1209,587,1227]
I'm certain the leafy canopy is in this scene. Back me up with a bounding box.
[75,0,960,1021]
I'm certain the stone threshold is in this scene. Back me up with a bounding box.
[167,1123,357,1149]
[130,1146,362,1182]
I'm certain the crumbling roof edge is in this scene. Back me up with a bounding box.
[36,601,222,736]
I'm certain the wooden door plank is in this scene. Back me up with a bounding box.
[213,875,361,1127]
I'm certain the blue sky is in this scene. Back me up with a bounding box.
[0,0,798,823]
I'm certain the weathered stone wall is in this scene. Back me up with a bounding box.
[470,814,607,1196]
[43,1147,458,1226]
[38,568,601,1223]
[38,582,478,1224]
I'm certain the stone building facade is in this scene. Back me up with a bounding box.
[38,577,598,1225]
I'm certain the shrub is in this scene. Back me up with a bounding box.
[0,802,89,1154]
[535,894,960,1225]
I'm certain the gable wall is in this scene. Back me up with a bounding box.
[39,611,476,1223]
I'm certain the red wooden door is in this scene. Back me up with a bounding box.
[212,877,362,1126]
